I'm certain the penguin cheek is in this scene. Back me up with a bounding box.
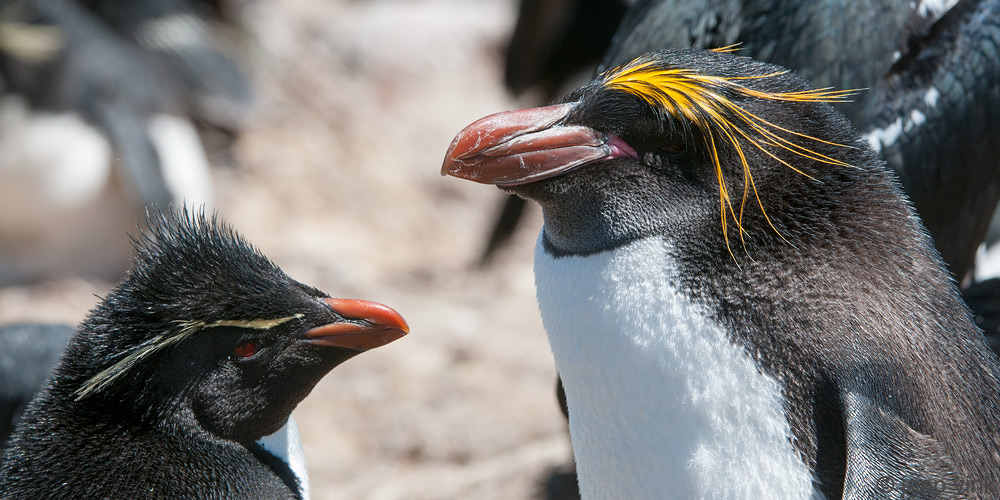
[536,158,639,200]
[191,350,334,443]
[191,365,276,442]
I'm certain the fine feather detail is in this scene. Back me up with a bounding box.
[73,314,303,400]
[598,56,859,257]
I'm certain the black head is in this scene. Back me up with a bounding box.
[52,209,408,444]
[443,48,888,257]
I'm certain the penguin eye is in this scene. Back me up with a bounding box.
[658,142,686,155]
[232,341,259,358]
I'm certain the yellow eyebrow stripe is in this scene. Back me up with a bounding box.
[197,316,304,331]
[74,314,304,400]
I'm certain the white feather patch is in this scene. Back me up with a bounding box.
[136,14,207,52]
[534,234,821,499]
[923,87,940,108]
[257,415,311,500]
[916,0,959,19]
[147,114,213,208]
[863,118,903,152]
[0,96,111,207]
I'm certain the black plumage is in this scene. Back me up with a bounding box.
[963,277,1000,352]
[444,47,1000,499]
[0,210,408,499]
[504,0,629,105]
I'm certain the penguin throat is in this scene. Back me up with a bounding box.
[538,202,658,257]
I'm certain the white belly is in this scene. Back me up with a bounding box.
[534,234,820,500]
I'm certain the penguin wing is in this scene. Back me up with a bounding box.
[840,389,969,499]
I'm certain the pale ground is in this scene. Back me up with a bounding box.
[0,1,576,498]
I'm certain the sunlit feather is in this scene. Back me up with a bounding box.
[74,314,303,400]
[599,58,858,257]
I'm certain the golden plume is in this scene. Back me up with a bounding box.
[598,54,858,258]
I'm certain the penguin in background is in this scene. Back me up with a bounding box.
[79,0,254,147]
[0,0,254,284]
[0,0,213,209]
[0,209,409,499]
[443,47,1000,499]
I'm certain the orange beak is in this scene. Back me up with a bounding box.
[305,298,409,350]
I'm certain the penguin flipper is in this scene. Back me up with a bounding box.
[840,390,968,499]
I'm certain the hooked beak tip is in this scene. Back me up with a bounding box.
[306,298,409,350]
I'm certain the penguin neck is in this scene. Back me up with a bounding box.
[536,193,658,257]
[533,234,822,499]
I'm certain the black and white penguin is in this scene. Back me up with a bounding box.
[0,210,409,499]
[443,48,1000,498]
[0,0,217,208]
[0,0,226,283]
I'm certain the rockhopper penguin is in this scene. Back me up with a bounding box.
[442,48,1000,499]
[0,210,409,499]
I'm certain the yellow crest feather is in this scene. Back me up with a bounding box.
[598,57,859,259]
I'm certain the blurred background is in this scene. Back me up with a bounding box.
[0,0,573,498]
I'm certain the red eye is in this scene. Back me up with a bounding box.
[233,341,259,358]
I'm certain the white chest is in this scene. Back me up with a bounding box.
[534,235,820,500]
[257,415,310,500]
